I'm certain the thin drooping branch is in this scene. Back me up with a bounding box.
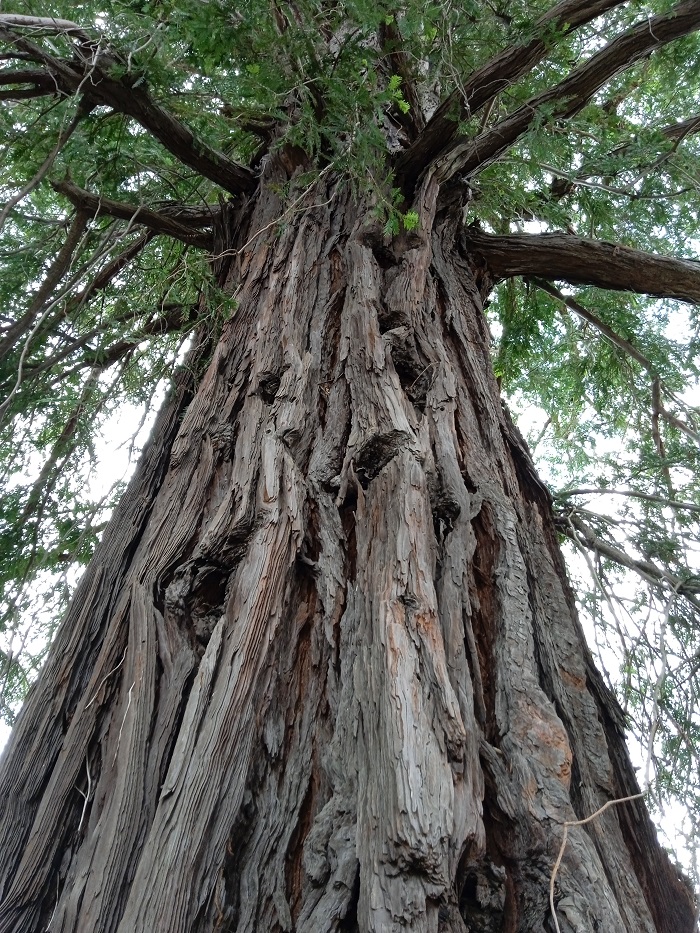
[658,406,700,447]
[531,278,657,372]
[556,488,700,515]
[0,104,85,234]
[557,511,700,609]
[52,180,214,249]
[0,24,257,197]
[12,299,190,387]
[14,302,196,394]
[395,0,627,191]
[547,111,700,201]
[464,229,700,304]
[533,280,700,449]
[74,304,197,368]
[0,209,90,364]
[19,366,101,523]
[431,0,700,184]
[5,233,158,383]
[71,231,155,306]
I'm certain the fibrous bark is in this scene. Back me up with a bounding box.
[464,230,700,304]
[0,159,695,933]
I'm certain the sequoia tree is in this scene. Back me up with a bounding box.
[1,1,700,930]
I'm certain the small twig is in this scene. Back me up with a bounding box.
[645,586,676,790]
[549,792,646,933]
[556,488,700,515]
[85,647,127,708]
[44,873,60,932]
[76,755,92,833]
[113,680,135,764]
[565,512,630,677]
[530,416,552,453]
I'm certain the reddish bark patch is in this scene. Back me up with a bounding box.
[469,504,500,742]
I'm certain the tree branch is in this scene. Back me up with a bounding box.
[533,281,700,448]
[51,180,214,249]
[18,301,196,387]
[0,105,85,234]
[547,111,700,201]
[0,24,257,197]
[556,511,700,609]
[464,229,700,304]
[378,17,425,138]
[0,67,57,99]
[0,14,89,39]
[556,488,700,515]
[395,0,627,192]
[0,210,90,364]
[76,231,154,297]
[531,278,656,372]
[662,112,700,142]
[432,0,700,184]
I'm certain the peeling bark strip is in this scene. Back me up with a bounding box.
[0,161,695,933]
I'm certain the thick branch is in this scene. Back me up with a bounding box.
[51,180,213,249]
[0,67,56,99]
[152,202,221,227]
[0,14,88,38]
[433,0,700,184]
[662,112,700,141]
[395,0,626,191]
[0,86,54,101]
[0,25,256,196]
[464,230,700,304]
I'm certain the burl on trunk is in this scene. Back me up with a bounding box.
[0,165,694,933]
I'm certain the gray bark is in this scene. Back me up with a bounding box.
[0,158,694,933]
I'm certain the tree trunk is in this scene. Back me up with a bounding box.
[0,159,695,933]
